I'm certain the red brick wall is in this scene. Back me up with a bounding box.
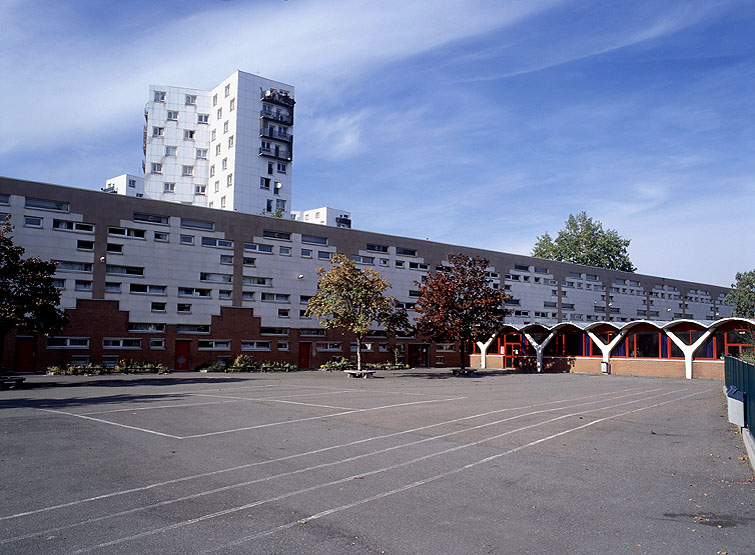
[692,360,724,380]
[610,358,686,378]
[4,299,459,372]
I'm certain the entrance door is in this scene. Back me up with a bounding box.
[503,333,522,369]
[298,342,311,369]
[14,337,36,372]
[175,340,191,371]
[408,343,429,367]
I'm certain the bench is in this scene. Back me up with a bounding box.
[344,369,376,379]
[0,376,26,390]
[451,369,475,376]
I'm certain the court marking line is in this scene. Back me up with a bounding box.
[207,390,706,553]
[178,396,468,439]
[269,382,463,398]
[79,390,360,415]
[69,388,696,553]
[5,387,676,546]
[35,409,182,439]
[0,385,649,522]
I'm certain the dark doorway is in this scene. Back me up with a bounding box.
[175,340,191,370]
[298,342,311,369]
[408,343,430,367]
[14,337,36,372]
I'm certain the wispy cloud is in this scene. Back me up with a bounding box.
[0,0,558,155]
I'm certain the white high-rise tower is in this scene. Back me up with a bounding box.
[139,70,294,216]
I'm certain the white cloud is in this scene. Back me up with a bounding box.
[0,0,558,155]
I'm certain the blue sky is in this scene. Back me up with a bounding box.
[1,0,753,287]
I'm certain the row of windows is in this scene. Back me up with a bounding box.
[473,329,754,360]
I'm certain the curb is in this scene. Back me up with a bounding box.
[743,426,755,475]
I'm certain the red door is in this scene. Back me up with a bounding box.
[298,342,311,369]
[175,340,191,371]
[14,337,36,372]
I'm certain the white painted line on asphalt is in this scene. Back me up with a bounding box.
[271,382,463,398]
[0,386,647,523]
[79,389,359,415]
[178,396,468,439]
[6,388,678,548]
[36,409,183,439]
[206,389,704,552]
[69,388,696,553]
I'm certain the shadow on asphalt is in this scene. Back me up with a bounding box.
[3,375,252,391]
[1,392,202,410]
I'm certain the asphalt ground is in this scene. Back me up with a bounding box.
[1,369,753,555]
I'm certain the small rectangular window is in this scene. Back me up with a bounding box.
[302,235,327,245]
[396,247,416,256]
[25,197,69,212]
[74,280,92,291]
[76,239,94,251]
[197,113,209,124]
[105,264,143,276]
[106,243,123,254]
[182,165,194,176]
[180,218,214,230]
[133,212,169,225]
[151,302,166,312]
[105,282,121,293]
[24,216,42,227]
[167,111,179,121]
[263,230,291,241]
[177,303,192,313]
[164,182,175,193]
[165,145,177,156]
[300,249,312,258]
[184,129,195,140]
[154,91,166,102]
[185,94,197,105]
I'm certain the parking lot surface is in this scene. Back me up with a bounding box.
[1,369,753,554]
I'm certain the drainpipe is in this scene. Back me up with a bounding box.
[522,331,557,373]
[585,329,629,374]
[476,336,496,369]
[665,329,712,380]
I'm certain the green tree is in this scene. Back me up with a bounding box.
[0,217,67,372]
[414,253,509,371]
[305,254,404,371]
[532,211,636,272]
[725,270,755,318]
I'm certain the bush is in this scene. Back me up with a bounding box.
[230,354,253,370]
[319,357,353,371]
[199,362,227,373]
[47,361,169,375]
[257,361,299,372]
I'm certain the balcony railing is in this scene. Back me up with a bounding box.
[261,89,295,107]
[260,110,292,125]
[260,129,293,142]
[258,147,292,161]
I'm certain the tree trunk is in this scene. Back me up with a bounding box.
[356,335,362,371]
[459,341,466,371]
[0,328,8,375]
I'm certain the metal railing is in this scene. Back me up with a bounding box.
[725,355,755,428]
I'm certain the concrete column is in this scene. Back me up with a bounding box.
[523,331,557,373]
[585,328,629,374]
[665,329,713,380]
[476,336,496,369]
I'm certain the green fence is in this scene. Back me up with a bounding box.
[724,356,755,428]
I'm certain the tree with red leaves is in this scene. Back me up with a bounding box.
[414,253,509,371]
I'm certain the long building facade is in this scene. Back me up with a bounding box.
[1,177,751,378]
